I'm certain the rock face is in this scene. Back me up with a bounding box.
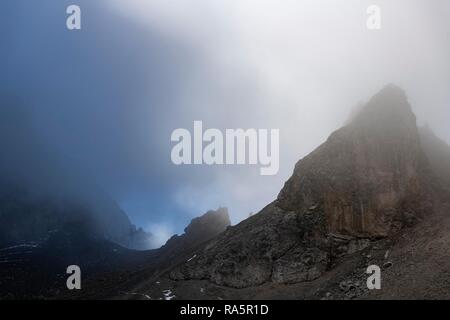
[278,84,433,238]
[169,85,439,288]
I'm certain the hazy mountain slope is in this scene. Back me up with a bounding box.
[0,103,153,250]
[0,183,154,250]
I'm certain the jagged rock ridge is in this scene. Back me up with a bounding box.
[153,207,231,267]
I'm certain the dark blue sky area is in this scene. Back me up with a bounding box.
[1,1,202,235]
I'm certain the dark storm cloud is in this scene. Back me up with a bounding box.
[0,0,205,232]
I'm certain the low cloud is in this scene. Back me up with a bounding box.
[2,1,449,236]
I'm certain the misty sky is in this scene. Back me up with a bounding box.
[1,0,449,246]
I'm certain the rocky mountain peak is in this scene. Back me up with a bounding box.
[168,86,440,289]
[183,207,230,239]
[349,84,416,137]
[277,85,432,238]
[160,207,230,254]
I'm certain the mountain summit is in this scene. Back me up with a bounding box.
[278,84,433,238]
[159,85,448,298]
